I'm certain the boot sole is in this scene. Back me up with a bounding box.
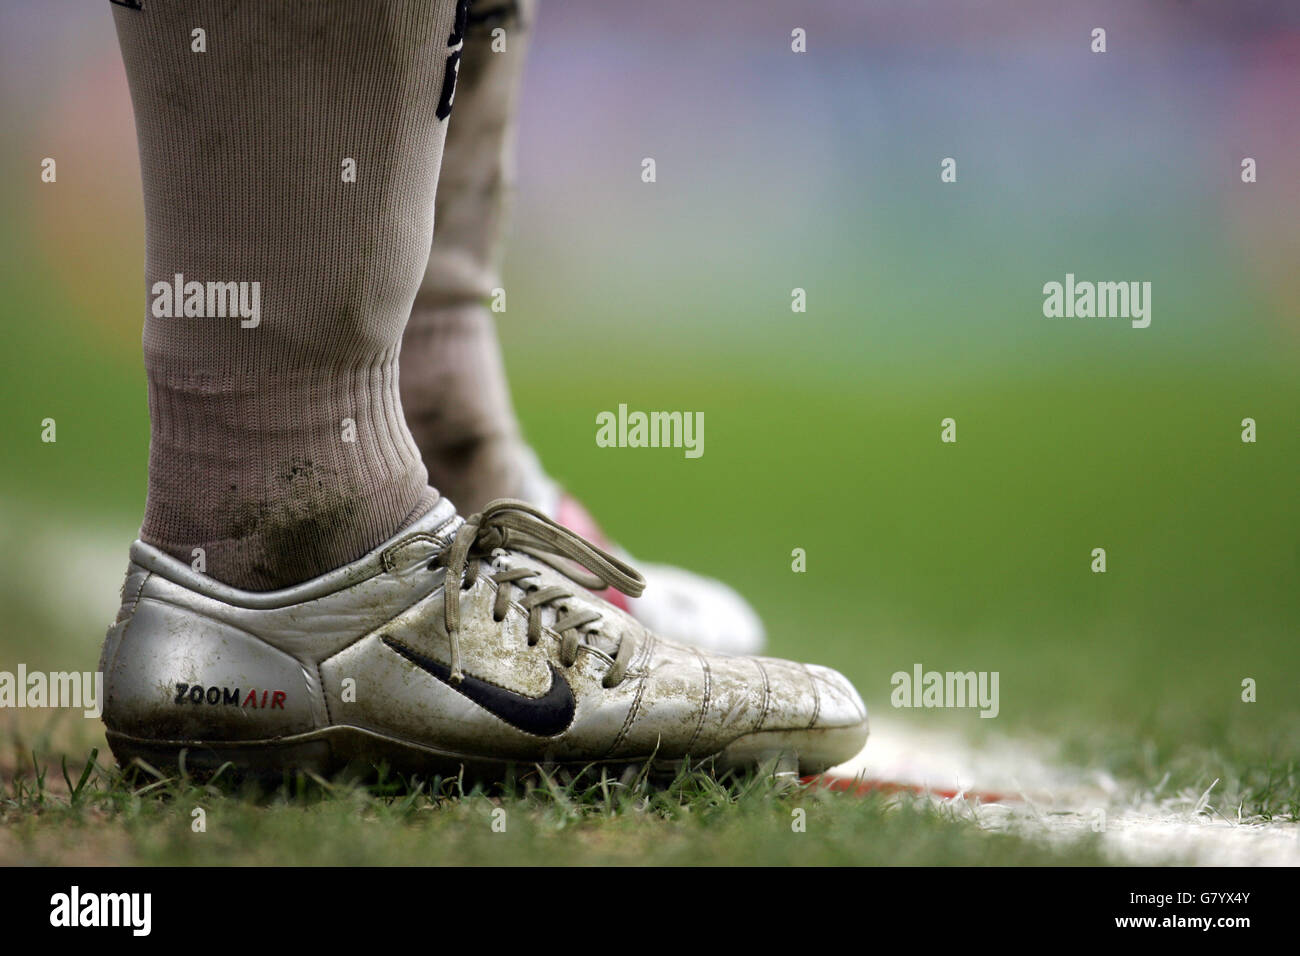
[105,722,866,785]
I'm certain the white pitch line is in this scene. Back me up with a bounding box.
[828,716,1300,865]
[1,506,133,644]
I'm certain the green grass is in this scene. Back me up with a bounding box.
[2,192,1298,864]
[508,353,1300,769]
[2,735,1113,866]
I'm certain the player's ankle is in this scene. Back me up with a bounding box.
[141,476,438,593]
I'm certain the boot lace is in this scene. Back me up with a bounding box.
[437,499,646,689]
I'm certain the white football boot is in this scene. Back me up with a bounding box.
[516,449,766,656]
[99,498,866,781]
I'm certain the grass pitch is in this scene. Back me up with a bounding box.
[1,180,1297,864]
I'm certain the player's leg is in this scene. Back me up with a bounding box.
[400,0,535,512]
[117,0,459,591]
[399,0,766,654]
[100,0,865,779]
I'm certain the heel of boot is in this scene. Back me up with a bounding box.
[102,592,322,750]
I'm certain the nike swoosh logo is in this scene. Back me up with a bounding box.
[381,636,576,738]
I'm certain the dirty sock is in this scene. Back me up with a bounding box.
[112,0,464,590]
[400,0,535,514]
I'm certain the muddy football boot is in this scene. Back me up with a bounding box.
[99,498,867,780]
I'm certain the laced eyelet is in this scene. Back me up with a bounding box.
[437,502,646,703]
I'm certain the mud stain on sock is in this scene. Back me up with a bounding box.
[221,458,366,591]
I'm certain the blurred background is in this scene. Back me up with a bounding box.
[1,0,1297,774]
